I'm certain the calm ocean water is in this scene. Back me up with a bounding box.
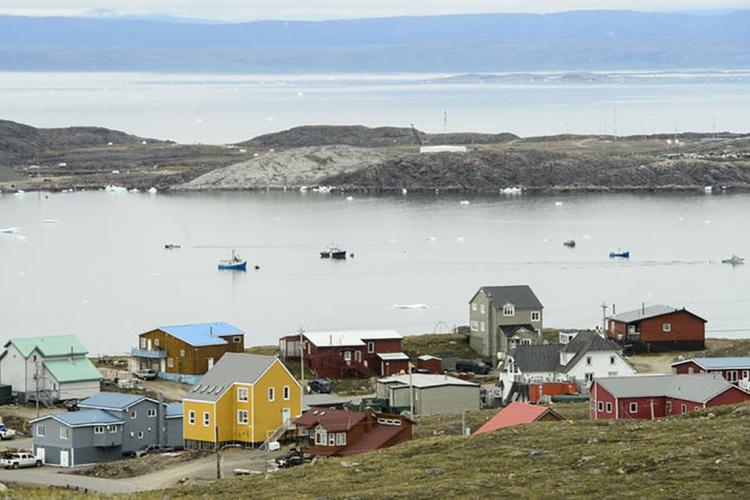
[1,190,748,354]
[0,72,748,143]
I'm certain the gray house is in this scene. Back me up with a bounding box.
[376,374,480,416]
[468,285,544,358]
[30,392,183,467]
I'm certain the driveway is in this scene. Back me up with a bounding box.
[0,467,139,493]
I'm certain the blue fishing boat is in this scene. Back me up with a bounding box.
[609,250,630,259]
[218,250,247,271]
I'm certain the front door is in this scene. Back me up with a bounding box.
[282,408,291,427]
[60,450,70,467]
[35,447,45,464]
[207,358,214,370]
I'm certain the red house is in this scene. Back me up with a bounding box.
[416,355,443,374]
[672,357,750,388]
[590,374,750,420]
[294,408,413,457]
[607,305,706,352]
[279,330,407,378]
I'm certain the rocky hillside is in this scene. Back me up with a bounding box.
[0,119,165,165]
[237,125,518,149]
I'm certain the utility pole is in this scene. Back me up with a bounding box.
[461,410,466,436]
[613,106,618,141]
[408,363,414,418]
[299,327,305,390]
[35,361,40,418]
[443,110,448,134]
[600,301,608,337]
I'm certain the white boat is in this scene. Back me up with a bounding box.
[721,255,744,265]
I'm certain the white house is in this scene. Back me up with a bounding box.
[0,335,102,403]
[499,331,636,400]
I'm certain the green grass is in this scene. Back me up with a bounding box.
[126,402,750,499]
[402,333,478,359]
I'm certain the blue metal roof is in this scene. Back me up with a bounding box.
[158,322,243,347]
[79,392,144,410]
[50,409,123,427]
[692,357,750,370]
[165,402,183,418]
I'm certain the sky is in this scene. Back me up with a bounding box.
[0,0,746,21]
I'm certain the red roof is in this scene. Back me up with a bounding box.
[294,409,368,432]
[473,402,562,435]
[340,424,404,456]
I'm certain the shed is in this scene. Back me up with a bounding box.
[416,355,442,374]
[474,402,563,435]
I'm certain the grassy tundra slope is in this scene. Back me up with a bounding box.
[144,403,750,499]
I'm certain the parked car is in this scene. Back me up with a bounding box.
[135,445,175,458]
[0,424,16,440]
[1,451,41,469]
[275,448,305,468]
[134,369,157,380]
[456,359,491,375]
[309,379,332,394]
[64,399,80,411]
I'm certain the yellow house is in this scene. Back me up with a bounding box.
[182,353,302,449]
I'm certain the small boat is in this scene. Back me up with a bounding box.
[164,244,181,250]
[563,240,576,248]
[609,251,630,259]
[218,250,247,271]
[320,246,347,260]
[721,255,744,265]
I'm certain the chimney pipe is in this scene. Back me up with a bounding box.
[642,302,645,315]
[613,304,616,314]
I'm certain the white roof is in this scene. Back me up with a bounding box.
[607,305,677,323]
[418,354,441,361]
[377,352,409,361]
[377,373,479,388]
[304,330,402,348]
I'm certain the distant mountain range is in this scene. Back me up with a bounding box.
[1,10,749,72]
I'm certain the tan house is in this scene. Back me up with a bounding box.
[131,322,244,383]
[468,285,544,358]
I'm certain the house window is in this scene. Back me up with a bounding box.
[283,386,290,400]
[606,402,612,413]
[140,338,147,349]
[586,356,592,366]
[503,304,515,317]
[94,426,104,434]
[367,342,375,353]
[726,371,738,382]
[315,428,327,445]
[336,432,347,446]
[60,427,70,440]
[743,370,749,380]
[180,349,185,358]
[355,351,362,362]
[597,401,604,412]
[148,409,157,418]
[531,311,541,322]
[585,373,594,383]
[480,304,485,314]
[268,387,275,401]
[470,321,479,332]
[233,336,242,344]
[480,321,485,332]
[329,433,336,446]
[238,410,249,424]
[666,401,672,413]
[343,351,352,362]
[167,358,174,368]
[138,431,144,439]
[610,356,616,365]
[471,303,477,311]
[130,410,137,419]
[154,338,160,346]
[238,387,249,402]
[108,425,119,433]
[203,412,210,427]
[680,404,687,415]
[188,411,196,425]
[36,425,45,437]
[629,402,638,413]
[521,339,532,346]
[662,323,672,333]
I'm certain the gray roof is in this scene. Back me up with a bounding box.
[596,374,744,403]
[500,324,538,339]
[185,353,279,402]
[32,409,124,428]
[377,374,479,388]
[562,331,621,370]
[607,305,678,323]
[475,285,543,310]
[511,344,562,373]
[78,392,146,410]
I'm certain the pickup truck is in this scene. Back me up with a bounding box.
[1,451,42,469]
[134,369,157,380]
[0,424,16,440]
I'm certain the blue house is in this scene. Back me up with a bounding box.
[30,392,183,467]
